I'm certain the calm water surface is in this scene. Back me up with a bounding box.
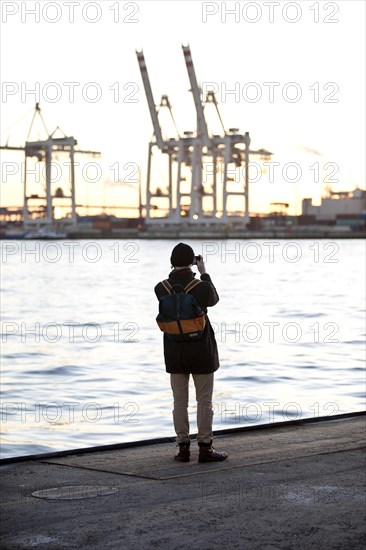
[1,239,365,458]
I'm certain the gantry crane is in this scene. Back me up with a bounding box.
[0,103,100,227]
[137,48,204,222]
[136,50,179,220]
[181,45,273,221]
[137,45,273,224]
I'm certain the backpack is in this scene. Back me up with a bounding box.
[156,279,206,341]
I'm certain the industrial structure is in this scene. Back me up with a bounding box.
[136,45,272,225]
[302,188,366,221]
[0,103,100,236]
[0,50,364,239]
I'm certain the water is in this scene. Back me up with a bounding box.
[1,239,365,459]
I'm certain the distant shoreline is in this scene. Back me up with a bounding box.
[2,230,365,240]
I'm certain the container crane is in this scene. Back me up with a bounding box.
[136,50,180,220]
[180,44,210,219]
[137,45,273,224]
[0,103,100,227]
[181,45,272,222]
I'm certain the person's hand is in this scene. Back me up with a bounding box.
[196,255,206,275]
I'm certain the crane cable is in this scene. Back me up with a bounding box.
[26,103,49,141]
[0,106,36,143]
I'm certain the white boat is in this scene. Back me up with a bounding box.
[24,227,67,239]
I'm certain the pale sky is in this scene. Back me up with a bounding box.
[1,0,365,215]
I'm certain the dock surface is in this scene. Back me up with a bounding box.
[1,415,365,549]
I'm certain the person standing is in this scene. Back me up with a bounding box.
[154,243,228,463]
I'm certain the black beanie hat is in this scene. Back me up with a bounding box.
[170,243,195,267]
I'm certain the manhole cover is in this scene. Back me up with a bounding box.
[31,485,119,500]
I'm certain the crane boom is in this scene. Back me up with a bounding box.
[136,50,164,151]
[206,91,226,134]
[182,45,210,146]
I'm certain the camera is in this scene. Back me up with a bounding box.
[193,255,202,265]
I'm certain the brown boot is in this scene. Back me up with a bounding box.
[174,442,190,462]
[198,440,228,463]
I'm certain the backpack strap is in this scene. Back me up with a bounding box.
[184,279,202,293]
[161,279,173,295]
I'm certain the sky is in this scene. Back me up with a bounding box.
[0,0,365,216]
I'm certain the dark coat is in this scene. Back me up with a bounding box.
[154,268,220,374]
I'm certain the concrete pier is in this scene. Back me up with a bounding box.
[1,414,365,549]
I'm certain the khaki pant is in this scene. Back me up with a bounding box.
[170,373,214,444]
